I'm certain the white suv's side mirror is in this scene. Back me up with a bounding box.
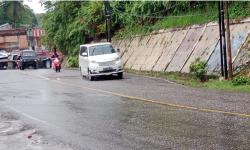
[82,52,88,57]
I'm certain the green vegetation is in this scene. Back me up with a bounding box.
[189,58,207,81]
[203,79,250,93]
[0,1,37,27]
[67,56,78,68]
[41,1,250,67]
[35,13,44,27]
[125,69,250,93]
[232,76,250,86]
[114,1,250,38]
[42,1,105,55]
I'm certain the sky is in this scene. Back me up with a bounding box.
[23,0,46,14]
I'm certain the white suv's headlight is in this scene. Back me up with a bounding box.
[115,57,120,61]
[89,60,99,66]
[90,60,96,63]
[115,57,121,64]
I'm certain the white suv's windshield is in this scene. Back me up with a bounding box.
[89,44,115,56]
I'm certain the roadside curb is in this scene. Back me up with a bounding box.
[125,72,179,85]
[63,67,78,70]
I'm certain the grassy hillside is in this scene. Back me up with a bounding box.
[41,1,250,67]
[115,2,250,38]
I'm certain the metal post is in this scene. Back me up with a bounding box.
[225,1,233,80]
[104,1,111,43]
[218,1,224,77]
[108,15,111,42]
[221,1,228,79]
[105,19,108,42]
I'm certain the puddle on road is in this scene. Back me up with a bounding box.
[72,95,250,150]
[0,73,249,149]
[0,109,75,150]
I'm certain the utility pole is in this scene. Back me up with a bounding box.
[218,1,228,79]
[221,1,228,79]
[104,1,111,42]
[218,2,224,77]
[225,1,233,80]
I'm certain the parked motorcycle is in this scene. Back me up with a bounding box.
[52,58,61,72]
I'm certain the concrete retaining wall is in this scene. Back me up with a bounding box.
[181,24,219,73]
[166,26,204,72]
[131,35,152,70]
[153,29,188,72]
[233,34,250,72]
[143,31,174,71]
[113,20,250,74]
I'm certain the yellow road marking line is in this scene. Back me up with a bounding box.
[54,80,250,118]
[199,108,250,117]
[23,72,250,118]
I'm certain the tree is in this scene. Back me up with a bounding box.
[0,1,37,27]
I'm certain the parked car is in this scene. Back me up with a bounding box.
[0,51,8,60]
[19,50,38,70]
[79,42,123,81]
[36,50,52,69]
[0,52,8,70]
[0,50,10,57]
[8,51,21,69]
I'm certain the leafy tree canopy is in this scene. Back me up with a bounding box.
[0,1,38,28]
[41,1,250,57]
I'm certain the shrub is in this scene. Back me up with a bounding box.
[67,56,78,67]
[190,58,207,81]
[232,76,250,86]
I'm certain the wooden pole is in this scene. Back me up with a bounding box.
[221,1,228,79]
[225,1,233,80]
[218,1,224,77]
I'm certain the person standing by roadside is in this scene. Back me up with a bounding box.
[51,47,59,58]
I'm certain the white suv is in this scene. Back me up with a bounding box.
[79,42,123,81]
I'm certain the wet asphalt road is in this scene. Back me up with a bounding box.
[0,69,250,150]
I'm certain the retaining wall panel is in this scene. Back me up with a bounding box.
[152,29,188,72]
[122,37,139,68]
[132,35,154,70]
[231,23,250,60]
[141,32,174,71]
[233,34,250,72]
[166,27,203,72]
[119,39,131,61]
[207,41,221,73]
[114,39,129,62]
[138,34,160,70]
[127,36,151,69]
[181,25,219,73]
[207,23,250,73]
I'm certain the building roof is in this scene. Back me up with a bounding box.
[0,28,27,36]
[0,23,12,31]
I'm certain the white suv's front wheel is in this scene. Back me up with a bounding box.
[79,67,84,79]
[118,72,123,79]
[87,70,94,81]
